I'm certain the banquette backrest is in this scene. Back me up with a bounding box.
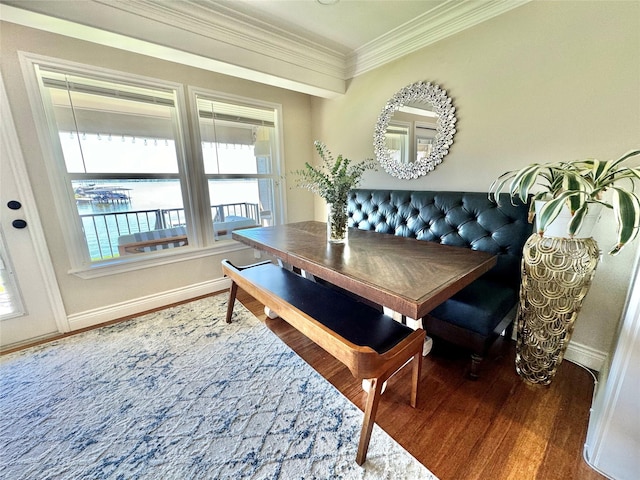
[347,189,531,288]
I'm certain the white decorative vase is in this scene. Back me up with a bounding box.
[534,200,602,238]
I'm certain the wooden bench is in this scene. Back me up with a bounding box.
[222,259,425,465]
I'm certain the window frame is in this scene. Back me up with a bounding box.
[188,86,286,246]
[18,52,285,278]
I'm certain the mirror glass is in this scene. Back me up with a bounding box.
[374,82,457,179]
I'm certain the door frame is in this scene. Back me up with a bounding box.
[1,73,68,337]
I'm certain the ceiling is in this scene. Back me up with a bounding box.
[210,0,452,53]
[1,0,529,97]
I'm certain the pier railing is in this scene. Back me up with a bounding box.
[81,202,260,261]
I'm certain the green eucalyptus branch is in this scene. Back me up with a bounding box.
[293,141,377,206]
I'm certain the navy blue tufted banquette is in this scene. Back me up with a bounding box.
[347,189,532,378]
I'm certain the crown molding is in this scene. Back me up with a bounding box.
[348,0,531,77]
[97,0,348,80]
[1,1,346,98]
[98,0,531,81]
[1,0,530,97]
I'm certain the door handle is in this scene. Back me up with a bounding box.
[12,219,27,229]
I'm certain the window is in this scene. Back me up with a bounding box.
[192,91,281,241]
[386,121,410,164]
[33,64,191,264]
[415,122,436,163]
[21,55,284,274]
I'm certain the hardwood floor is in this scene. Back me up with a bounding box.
[235,288,604,480]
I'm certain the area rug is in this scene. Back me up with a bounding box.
[0,294,437,479]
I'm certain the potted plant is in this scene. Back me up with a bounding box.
[293,141,376,243]
[490,149,640,385]
[491,149,640,254]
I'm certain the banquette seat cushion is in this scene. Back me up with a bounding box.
[348,189,532,376]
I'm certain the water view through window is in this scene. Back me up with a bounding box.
[64,134,263,260]
[30,62,281,267]
[75,178,261,260]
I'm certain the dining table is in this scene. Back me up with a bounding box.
[232,221,497,321]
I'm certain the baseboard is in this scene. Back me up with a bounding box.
[67,277,231,331]
[564,340,607,372]
[66,278,609,372]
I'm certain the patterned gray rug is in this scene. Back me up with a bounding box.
[0,294,437,479]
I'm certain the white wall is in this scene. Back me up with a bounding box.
[310,1,640,363]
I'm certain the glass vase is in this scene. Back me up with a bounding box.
[327,202,348,243]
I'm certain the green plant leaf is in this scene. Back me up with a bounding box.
[562,173,587,213]
[518,168,542,202]
[609,187,640,255]
[508,164,541,200]
[537,190,589,234]
[528,192,548,223]
[610,149,640,169]
[537,197,567,233]
[591,159,611,183]
[567,203,588,236]
[489,171,516,202]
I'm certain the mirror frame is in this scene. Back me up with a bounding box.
[374,81,457,179]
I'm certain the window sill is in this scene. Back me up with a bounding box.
[69,240,250,279]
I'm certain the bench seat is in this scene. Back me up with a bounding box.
[222,259,424,465]
[429,280,518,337]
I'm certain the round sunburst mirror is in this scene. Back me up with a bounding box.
[374,81,457,179]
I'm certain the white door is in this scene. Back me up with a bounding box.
[0,75,67,350]
[585,249,640,479]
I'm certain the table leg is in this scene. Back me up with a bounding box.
[362,307,433,394]
[422,336,434,356]
[383,307,433,356]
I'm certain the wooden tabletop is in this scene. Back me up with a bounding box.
[232,221,497,319]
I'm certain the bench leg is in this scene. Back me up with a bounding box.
[361,378,387,394]
[226,281,238,323]
[469,353,483,380]
[356,377,384,465]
